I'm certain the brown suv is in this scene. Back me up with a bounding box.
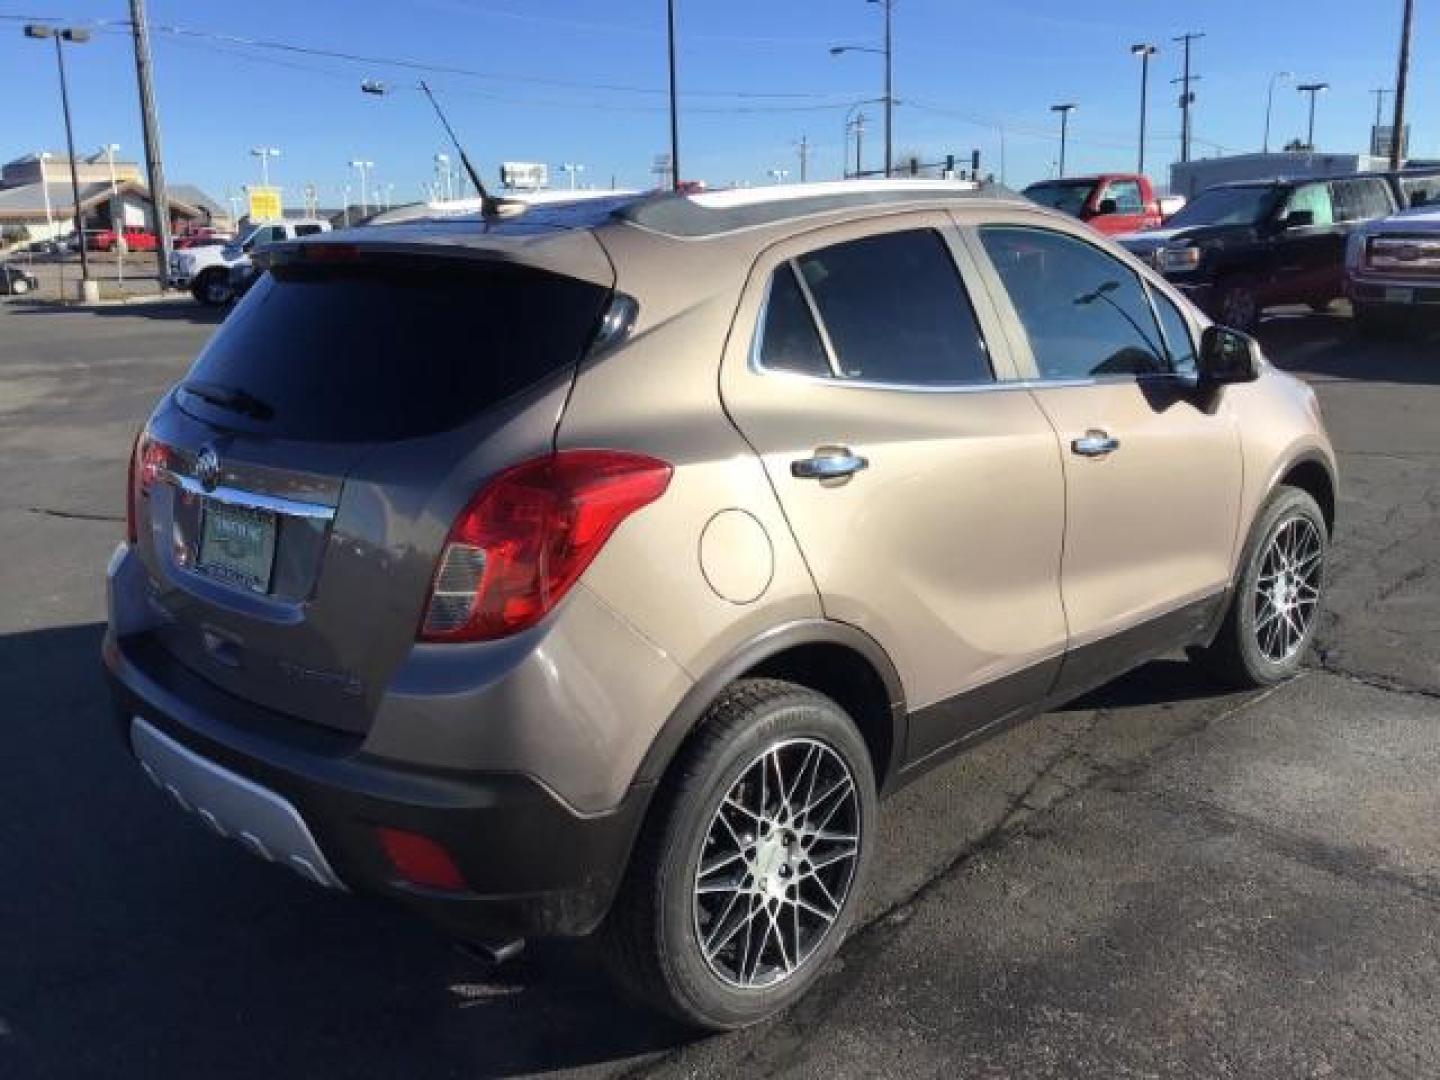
[104,181,1336,1030]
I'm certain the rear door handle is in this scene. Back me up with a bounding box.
[1071,430,1120,457]
[791,448,869,480]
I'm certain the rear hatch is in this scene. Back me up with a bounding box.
[133,236,613,734]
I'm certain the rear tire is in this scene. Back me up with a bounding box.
[1190,486,1327,688]
[602,679,877,1031]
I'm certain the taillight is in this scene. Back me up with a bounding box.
[419,450,672,642]
[126,432,172,544]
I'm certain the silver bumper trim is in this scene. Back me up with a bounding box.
[130,716,348,891]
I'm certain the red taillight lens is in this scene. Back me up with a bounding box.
[126,433,172,544]
[375,826,468,892]
[420,450,672,643]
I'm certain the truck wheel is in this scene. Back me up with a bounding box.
[602,679,877,1030]
[1189,486,1327,689]
[1216,277,1261,332]
[192,268,232,306]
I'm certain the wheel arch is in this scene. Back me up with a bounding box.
[1277,451,1337,537]
[636,620,908,798]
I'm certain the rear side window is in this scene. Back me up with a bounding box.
[980,226,1168,379]
[1331,179,1393,222]
[294,224,325,237]
[792,229,992,385]
[757,263,831,377]
[179,258,609,441]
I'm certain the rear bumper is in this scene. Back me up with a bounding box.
[104,628,653,941]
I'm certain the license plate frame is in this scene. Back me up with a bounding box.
[197,499,278,594]
[1384,286,1415,304]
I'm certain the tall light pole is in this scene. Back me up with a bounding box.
[36,151,55,238]
[767,168,789,185]
[667,0,681,190]
[831,0,895,177]
[1263,71,1293,153]
[561,163,585,190]
[1297,82,1329,150]
[1131,44,1157,175]
[1050,103,1077,178]
[1391,0,1414,170]
[103,142,123,284]
[434,153,452,200]
[348,160,373,214]
[250,146,280,187]
[24,24,95,287]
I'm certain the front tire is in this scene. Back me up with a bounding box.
[191,268,232,306]
[1191,486,1327,688]
[602,679,877,1030]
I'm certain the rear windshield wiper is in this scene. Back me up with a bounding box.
[180,380,275,421]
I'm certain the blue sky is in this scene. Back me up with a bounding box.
[6,0,1436,205]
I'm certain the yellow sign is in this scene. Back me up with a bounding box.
[247,186,283,223]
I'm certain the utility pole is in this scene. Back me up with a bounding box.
[882,0,894,177]
[667,0,681,190]
[854,113,866,178]
[795,135,811,183]
[1391,0,1414,171]
[1172,31,1205,164]
[128,0,172,288]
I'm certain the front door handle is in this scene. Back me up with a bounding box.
[791,448,869,480]
[1071,430,1120,457]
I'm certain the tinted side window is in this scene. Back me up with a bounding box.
[979,226,1168,379]
[294,224,324,237]
[758,263,831,377]
[795,229,993,385]
[1150,288,1198,375]
[1104,180,1144,213]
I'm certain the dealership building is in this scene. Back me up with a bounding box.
[0,152,230,245]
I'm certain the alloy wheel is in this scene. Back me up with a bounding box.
[692,737,861,990]
[1253,515,1322,663]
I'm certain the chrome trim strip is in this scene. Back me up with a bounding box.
[161,469,337,521]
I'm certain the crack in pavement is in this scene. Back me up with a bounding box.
[1307,659,1440,703]
[25,506,124,523]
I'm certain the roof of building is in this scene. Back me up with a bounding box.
[167,184,225,216]
[0,179,212,220]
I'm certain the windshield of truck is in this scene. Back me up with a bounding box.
[1022,180,1096,217]
[1165,186,1278,228]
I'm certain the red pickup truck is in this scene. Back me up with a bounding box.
[87,226,157,252]
[1022,173,1164,235]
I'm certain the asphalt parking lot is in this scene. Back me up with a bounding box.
[2,297,1437,1078]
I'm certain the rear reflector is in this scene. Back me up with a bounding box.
[375,826,468,892]
[419,450,672,642]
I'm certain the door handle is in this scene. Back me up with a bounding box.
[1071,430,1120,457]
[791,448,869,480]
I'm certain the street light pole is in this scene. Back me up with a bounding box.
[250,147,280,187]
[37,151,55,238]
[561,163,585,190]
[1131,44,1157,175]
[879,0,893,177]
[104,142,123,285]
[1391,0,1414,171]
[1263,71,1293,153]
[1297,82,1329,150]
[1050,103,1077,178]
[348,160,373,215]
[25,24,95,285]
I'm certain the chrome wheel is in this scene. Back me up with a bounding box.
[1253,515,1322,663]
[693,737,861,990]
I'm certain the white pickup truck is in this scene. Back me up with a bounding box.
[170,219,331,305]
[1346,203,1440,336]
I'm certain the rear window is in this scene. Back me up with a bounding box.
[179,257,609,441]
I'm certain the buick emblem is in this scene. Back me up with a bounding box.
[195,447,221,492]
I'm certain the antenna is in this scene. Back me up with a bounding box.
[417,80,518,217]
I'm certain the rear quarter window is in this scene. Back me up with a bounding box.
[178,257,609,441]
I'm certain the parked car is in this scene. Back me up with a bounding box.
[105,182,1336,1030]
[1117,173,1399,330]
[170,219,330,305]
[89,226,158,253]
[1346,202,1440,335]
[1022,173,1165,235]
[0,262,38,295]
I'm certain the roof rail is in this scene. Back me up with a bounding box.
[615,178,1023,238]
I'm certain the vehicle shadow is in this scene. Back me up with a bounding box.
[0,622,691,1080]
[1256,308,1440,386]
[1057,657,1226,712]
[4,298,226,325]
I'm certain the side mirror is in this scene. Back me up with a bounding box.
[1281,209,1315,230]
[1198,325,1261,385]
[1096,198,1119,216]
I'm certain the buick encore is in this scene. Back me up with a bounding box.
[104,180,1336,1029]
